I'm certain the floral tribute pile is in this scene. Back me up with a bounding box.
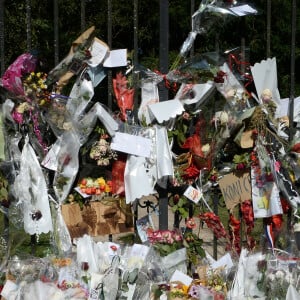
[0,0,300,299]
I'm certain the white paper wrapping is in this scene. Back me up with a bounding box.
[148,98,185,124]
[13,137,53,235]
[138,81,159,125]
[228,249,266,299]
[175,82,214,107]
[286,284,300,300]
[124,126,174,203]
[251,57,281,105]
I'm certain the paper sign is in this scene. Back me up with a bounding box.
[129,243,149,260]
[251,168,283,218]
[1,280,18,299]
[111,132,152,157]
[184,186,202,204]
[230,4,258,16]
[148,98,185,123]
[103,49,127,67]
[218,172,251,210]
[211,253,234,271]
[87,38,109,67]
[170,270,193,286]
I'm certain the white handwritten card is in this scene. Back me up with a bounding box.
[111,132,152,157]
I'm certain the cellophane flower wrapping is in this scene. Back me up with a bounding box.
[53,131,80,204]
[46,96,77,138]
[1,52,38,96]
[147,229,187,280]
[228,248,266,299]
[112,72,134,121]
[118,244,150,299]
[67,74,95,122]
[52,205,72,253]
[12,136,53,236]
[255,249,300,300]
[132,247,167,300]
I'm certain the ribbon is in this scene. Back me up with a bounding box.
[154,70,178,93]
[228,53,253,89]
[265,224,274,252]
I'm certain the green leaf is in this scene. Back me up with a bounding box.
[178,207,188,218]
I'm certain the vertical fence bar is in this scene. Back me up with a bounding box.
[158,0,169,230]
[0,0,5,75]
[54,0,59,66]
[266,0,271,58]
[107,0,113,110]
[133,0,139,121]
[289,0,296,140]
[81,0,86,32]
[26,0,31,51]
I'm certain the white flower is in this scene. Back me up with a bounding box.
[63,122,72,131]
[275,270,285,279]
[261,89,272,103]
[268,273,275,281]
[201,143,210,157]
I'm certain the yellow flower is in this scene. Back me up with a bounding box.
[104,184,111,193]
[182,285,189,294]
[97,177,106,186]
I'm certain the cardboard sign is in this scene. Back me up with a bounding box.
[218,172,251,210]
[61,200,134,238]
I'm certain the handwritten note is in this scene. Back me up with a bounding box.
[218,172,251,210]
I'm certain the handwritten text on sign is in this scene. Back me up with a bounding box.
[218,172,251,210]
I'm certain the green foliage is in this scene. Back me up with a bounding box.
[1,0,299,98]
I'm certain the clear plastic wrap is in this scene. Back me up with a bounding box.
[12,136,53,235]
[53,132,81,204]
[67,73,95,122]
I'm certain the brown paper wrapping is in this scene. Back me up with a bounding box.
[61,200,134,239]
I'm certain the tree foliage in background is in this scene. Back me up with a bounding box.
[1,0,300,97]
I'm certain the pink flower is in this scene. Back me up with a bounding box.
[186,217,197,229]
[12,111,24,124]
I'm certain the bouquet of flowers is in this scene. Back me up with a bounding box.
[77,177,112,197]
[147,229,187,280]
[147,229,183,257]
[89,128,118,166]
[22,72,51,107]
